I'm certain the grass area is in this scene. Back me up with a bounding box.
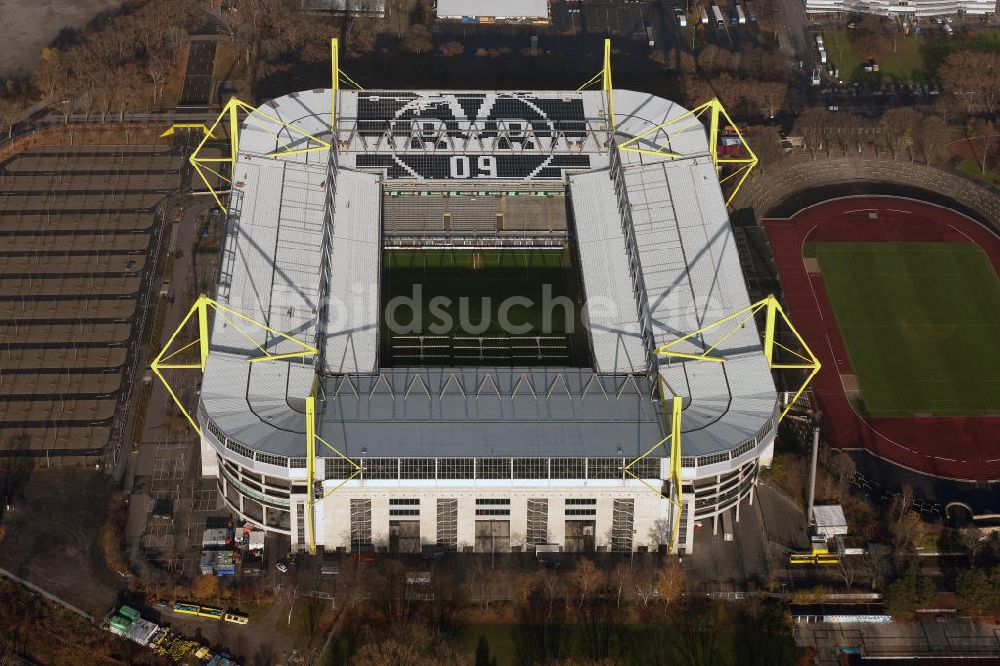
[822,29,863,80]
[380,248,590,366]
[813,242,1000,417]
[822,28,932,82]
[956,158,1000,188]
[212,40,245,91]
[460,620,802,666]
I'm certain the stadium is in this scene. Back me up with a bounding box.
[764,196,1000,499]
[155,44,817,555]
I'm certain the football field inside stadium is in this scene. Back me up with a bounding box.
[809,242,1000,417]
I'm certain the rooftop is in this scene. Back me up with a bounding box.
[199,89,777,464]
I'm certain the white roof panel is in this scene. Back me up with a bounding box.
[437,0,548,18]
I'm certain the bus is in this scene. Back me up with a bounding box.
[196,606,224,620]
[174,602,200,615]
[711,5,725,26]
[224,612,249,625]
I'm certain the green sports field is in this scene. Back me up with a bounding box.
[811,242,1000,417]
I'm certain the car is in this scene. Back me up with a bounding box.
[275,563,288,573]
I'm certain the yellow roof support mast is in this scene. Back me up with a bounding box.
[579,40,758,205]
[656,294,822,424]
[149,294,319,437]
[330,38,364,141]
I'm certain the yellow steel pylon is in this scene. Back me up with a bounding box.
[578,38,615,131]
[160,123,214,138]
[188,98,334,210]
[304,393,362,554]
[149,294,319,436]
[618,98,759,206]
[624,394,684,552]
[330,37,364,137]
[656,294,821,424]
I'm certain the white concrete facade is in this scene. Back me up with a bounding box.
[804,0,994,16]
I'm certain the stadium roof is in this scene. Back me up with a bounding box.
[199,88,778,462]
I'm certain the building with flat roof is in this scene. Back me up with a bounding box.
[437,0,549,22]
[195,84,781,555]
[804,0,993,16]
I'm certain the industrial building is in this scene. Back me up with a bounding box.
[803,0,993,17]
[436,0,550,23]
[175,50,809,555]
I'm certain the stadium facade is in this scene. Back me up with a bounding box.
[196,86,780,554]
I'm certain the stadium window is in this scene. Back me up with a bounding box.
[565,498,597,505]
[225,439,254,461]
[257,453,289,468]
[438,458,474,479]
[363,458,399,480]
[587,458,623,479]
[513,458,548,479]
[550,458,586,479]
[630,457,661,479]
[325,458,357,480]
[389,498,420,505]
[476,458,512,480]
[400,459,435,479]
[475,498,511,505]
[698,452,729,467]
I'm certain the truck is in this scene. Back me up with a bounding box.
[699,6,709,24]
[818,48,827,63]
[711,4,725,25]
[678,13,687,26]
[736,5,746,23]
[943,23,954,35]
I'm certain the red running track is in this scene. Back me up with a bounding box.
[763,196,1000,482]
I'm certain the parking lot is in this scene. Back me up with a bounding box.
[0,142,182,467]
[120,181,232,582]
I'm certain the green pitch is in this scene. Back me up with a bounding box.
[810,242,1000,417]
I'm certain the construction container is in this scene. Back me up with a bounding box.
[118,605,141,622]
[109,615,132,636]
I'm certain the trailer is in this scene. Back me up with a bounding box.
[711,4,725,25]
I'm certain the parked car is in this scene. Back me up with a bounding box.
[275,562,288,573]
